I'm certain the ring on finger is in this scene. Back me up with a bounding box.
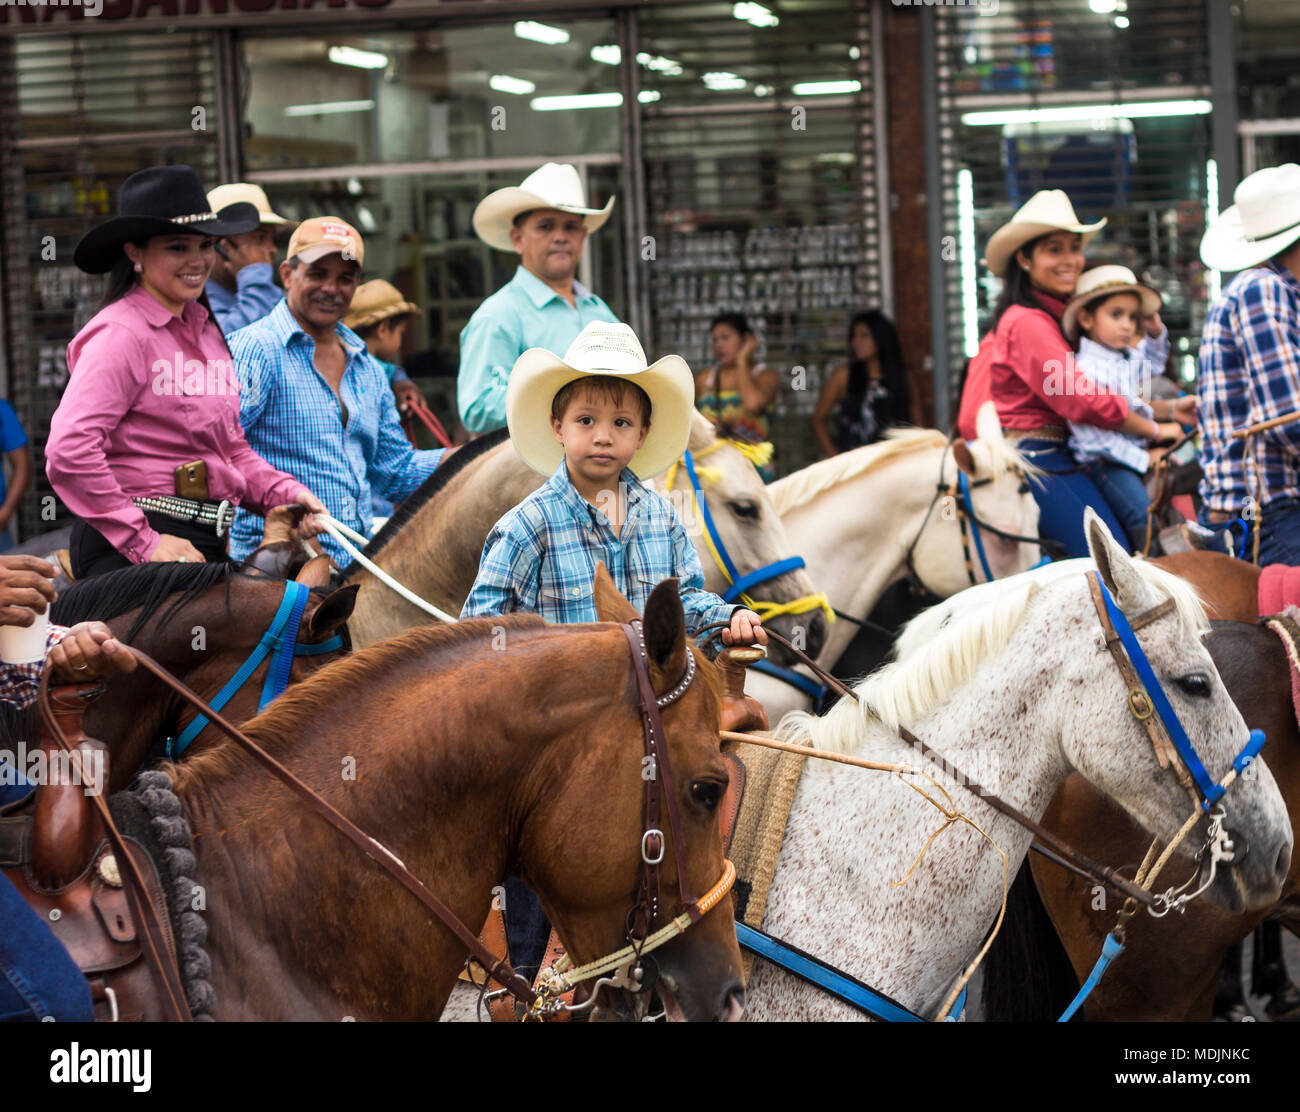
[72,662,89,671]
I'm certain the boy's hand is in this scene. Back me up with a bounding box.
[721,608,767,648]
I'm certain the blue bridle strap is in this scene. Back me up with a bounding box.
[736,923,965,1022]
[724,557,808,604]
[1058,931,1124,1022]
[1093,572,1266,811]
[748,658,828,701]
[957,471,995,583]
[166,580,323,760]
[683,449,741,583]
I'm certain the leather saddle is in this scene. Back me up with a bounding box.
[0,687,183,1022]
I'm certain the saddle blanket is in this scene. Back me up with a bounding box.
[1264,607,1300,732]
[1259,565,1300,617]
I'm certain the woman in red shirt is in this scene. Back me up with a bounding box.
[982,190,1165,557]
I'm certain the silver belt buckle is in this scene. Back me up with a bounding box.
[214,499,234,537]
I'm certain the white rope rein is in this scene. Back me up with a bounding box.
[315,512,460,625]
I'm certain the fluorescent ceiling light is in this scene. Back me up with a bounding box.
[791,79,861,95]
[961,99,1212,126]
[957,168,980,360]
[849,46,861,60]
[531,92,623,111]
[753,84,775,97]
[489,74,536,95]
[1113,15,1130,28]
[702,71,747,91]
[514,20,570,46]
[328,45,388,70]
[590,44,621,66]
[638,90,661,103]
[1088,0,1117,11]
[284,99,375,117]
[636,52,684,76]
[734,2,779,28]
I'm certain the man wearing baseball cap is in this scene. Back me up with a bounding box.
[205,182,289,334]
[457,162,621,434]
[226,217,445,567]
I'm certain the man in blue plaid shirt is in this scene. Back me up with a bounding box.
[226,217,444,567]
[1198,164,1300,563]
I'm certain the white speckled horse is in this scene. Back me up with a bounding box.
[743,513,1293,1021]
[747,403,1042,723]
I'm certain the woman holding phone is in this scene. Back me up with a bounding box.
[46,165,326,579]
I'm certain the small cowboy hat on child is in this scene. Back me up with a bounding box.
[473,163,615,253]
[1200,163,1300,272]
[506,322,694,479]
[982,189,1107,276]
[1060,265,1162,342]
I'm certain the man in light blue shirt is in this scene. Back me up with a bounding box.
[205,183,289,335]
[227,217,443,567]
[458,163,620,434]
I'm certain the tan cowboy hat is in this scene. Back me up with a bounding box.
[983,189,1107,276]
[1200,164,1300,272]
[207,182,290,226]
[1061,265,1161,343]
[343,279,420,332]
[506,322,693,479]
[473,163,615,253]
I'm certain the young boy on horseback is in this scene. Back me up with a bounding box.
[462,321,766,649]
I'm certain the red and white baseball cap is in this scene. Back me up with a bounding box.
[286,216,364,267]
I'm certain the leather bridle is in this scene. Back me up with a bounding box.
[38,619,734,1021]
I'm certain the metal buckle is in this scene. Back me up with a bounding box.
[214,500,234,537]
[641,829,665,865]
[1128,690,1154,720]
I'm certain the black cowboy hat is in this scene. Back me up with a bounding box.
[74,165,261,274]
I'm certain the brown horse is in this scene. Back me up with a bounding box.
[1153,551,1261,621]
[33,559,356,794]
[166,575,744,1020]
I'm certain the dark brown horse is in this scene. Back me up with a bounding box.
[983,619,1300,1020]
[29,559,356,794]
[166,576,744,1020]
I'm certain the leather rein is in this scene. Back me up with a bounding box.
[38,620,733,1020]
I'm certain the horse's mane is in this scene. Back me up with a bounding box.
[779,557,1206,755]
[53,562,235,643]
[342,426,512,581]
[766,429,949,514]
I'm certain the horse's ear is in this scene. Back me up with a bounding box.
[952,439,977,476]
[643,578,688,679]
[1086,508,1148,612]
[307,583,359,640]
[594,562,639,623]
[295,555,333,589]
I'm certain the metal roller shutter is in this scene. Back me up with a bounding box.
[634,0,882,477]
[0,31,221,540]
[932,0,1213,416]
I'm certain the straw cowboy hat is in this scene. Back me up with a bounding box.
[1061,265,1161,342]
[473,162,615,253]
[206,182,290,226]
[75,165,259,274]
[982,189,1107,276]
[1201,164,1300,272]
[343,279,420,332]
[506,321,693,479]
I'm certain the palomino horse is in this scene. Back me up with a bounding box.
[740,517,1292,1020]
[745,404,1042,724]
[340,413,828,663]
[166,577,743,1020]
[21,560,355,794]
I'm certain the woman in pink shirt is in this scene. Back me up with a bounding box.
[47,165,326,578]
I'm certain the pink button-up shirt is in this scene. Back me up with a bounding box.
[47,285,305,562]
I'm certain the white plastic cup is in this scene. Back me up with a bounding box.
[0,608,50,664]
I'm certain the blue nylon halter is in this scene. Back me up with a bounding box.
[165,580,344,759]
[748,658,828,701]
[736,923,966,1022]
[1092,571,1266,812]
[682,449,807,603]
[956,470,995,583]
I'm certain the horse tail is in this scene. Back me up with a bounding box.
[979,862,1080,1022]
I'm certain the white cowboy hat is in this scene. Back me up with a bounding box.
[1200,164,1300,272]
[1061,265,1162,342]
[207,182,290,226]
[982,189,1107,276]
[473,162,615,253]
[506,322,694,479]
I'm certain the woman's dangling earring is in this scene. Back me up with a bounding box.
[133,261,143,274]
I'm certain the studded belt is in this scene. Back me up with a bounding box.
[131,495,235,537]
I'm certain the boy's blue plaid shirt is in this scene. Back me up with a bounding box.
[461,459,738,630]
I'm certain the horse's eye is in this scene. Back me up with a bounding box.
[727,500,760,520]
[690,780,723,811]
[1176,673,1212,698]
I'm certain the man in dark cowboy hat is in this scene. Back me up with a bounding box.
[47,164,327,577]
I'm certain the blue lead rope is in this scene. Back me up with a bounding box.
[957,471,995,583]
[1058,931,1125,1022]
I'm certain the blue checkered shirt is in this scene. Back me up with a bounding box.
[1198,262,1300,514]
[226,299,443,565]
[461,460,737,631]
[1068,330,1169,474]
